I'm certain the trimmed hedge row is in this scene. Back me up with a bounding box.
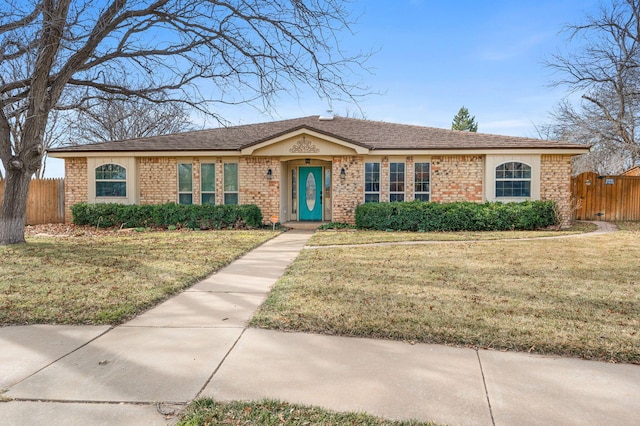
[355,200,557,232]
[71,202,263,229]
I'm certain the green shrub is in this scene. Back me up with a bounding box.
[355,200,557,232]
[71,202,263,229]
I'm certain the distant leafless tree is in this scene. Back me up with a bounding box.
[544,0,640,174]
[0,0,370,244]
[66,96,195,144]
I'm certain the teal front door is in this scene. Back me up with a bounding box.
[299,167,323,220]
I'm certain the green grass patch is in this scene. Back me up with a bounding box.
[177,399,434,426]
[0,230,277,325]
[308,221,597,246]
[253,229,640,364]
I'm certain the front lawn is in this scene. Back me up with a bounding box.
[308,221,596,246]
[252,228,640,364]
[0,229,277,325]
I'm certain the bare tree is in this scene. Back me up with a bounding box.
[545,0,640,173]
[0,0,369,244]
[66,96,195,144]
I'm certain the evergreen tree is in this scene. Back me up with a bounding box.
[451,107,479,132]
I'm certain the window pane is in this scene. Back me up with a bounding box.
[224,163,238,191]
[495,162,531,198]
[96,182,126,197]
[415,193,430,202]
[201,193,215,204]
[390,162,405,193]
[496,162,531,179]
[414,162,430,195]
[365,162,380,190]
[95,164,127,197]
[224,193,238,205]
[389,193,404,202]
[179,193,193,205]
[95,164,126,180]
[292,169,297,214]
[365,193,379,203]
[178,164,193,192]
[496,180,530,197]
[201,164,215,192]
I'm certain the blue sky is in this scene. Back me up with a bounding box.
[42,0,600,177]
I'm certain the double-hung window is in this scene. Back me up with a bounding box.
[178,163,193,204]
[95,164,126,197]
[414,162,430,201]
[364,162,380,202]
[201,163,216,204]
[389,162,405,202]
[224,163,239,205]
[495,162,531,198]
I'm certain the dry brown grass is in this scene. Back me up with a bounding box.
[253,228,640,364]
[308,221,597,246]
[1,230,277,325]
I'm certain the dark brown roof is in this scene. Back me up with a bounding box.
[49,115,589,153]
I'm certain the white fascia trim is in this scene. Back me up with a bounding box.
[373,148,591,156]
[48,150,241,158]
[240,128,370,155]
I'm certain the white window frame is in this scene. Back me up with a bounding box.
[223,162,239,205]
[414,162,430,201]
[200,163,216,204]
[485,155,541,202]
[389,162,405,202]
[178,163,193,205]
[364,162,380,203]
[495,161,532,199]
[95,163,127,198]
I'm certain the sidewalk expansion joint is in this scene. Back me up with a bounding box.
[475,349,496,426]
[6,397,185,406]
[194,327,247,400]
[5,326,114,389]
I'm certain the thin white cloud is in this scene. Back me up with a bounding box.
[479,32,551,61]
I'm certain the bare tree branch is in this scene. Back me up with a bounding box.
[544,0,640,173]
[0,0,371,244]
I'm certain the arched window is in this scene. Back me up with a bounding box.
[495,162,531,198]
[95,164,127,197]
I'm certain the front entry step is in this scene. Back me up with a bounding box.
[282,221,327,230]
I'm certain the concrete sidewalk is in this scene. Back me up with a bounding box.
[1,227,639,425]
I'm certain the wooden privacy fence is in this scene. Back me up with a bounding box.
[572,172,640,221]
[0,178,65,225]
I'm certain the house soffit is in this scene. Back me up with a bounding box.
[240,128,370,155]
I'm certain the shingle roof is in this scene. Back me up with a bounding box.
[49,115,589,153]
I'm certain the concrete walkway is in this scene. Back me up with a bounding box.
[1,225,639,425]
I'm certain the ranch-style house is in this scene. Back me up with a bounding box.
[48,115,590,226]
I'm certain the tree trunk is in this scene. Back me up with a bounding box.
[0,169,31,244]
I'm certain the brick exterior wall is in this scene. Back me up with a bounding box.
[332,156,363,224]
[139,157,178,204]
[541,154,574,226]
[239,157,280,222]
[431,155,484,203]
[62,152,576,226]
[64,157,88,223]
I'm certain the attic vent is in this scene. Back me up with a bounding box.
[319,110,334,121]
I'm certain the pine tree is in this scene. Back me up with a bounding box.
[451,106,478,132]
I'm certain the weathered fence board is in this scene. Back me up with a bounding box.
[0,178,65,225]
[572,172,640,221]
